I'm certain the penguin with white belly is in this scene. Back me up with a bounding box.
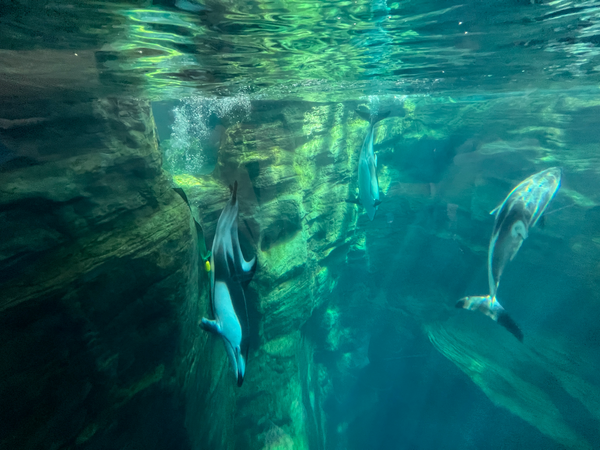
[456,167,562,342]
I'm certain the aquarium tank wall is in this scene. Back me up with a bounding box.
[1,1,600,449]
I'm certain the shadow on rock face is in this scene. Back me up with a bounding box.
[258,199,302,252]
[260,218,301,252]
[392,137,457,184]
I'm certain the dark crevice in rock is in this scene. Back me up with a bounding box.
[260,217,301,252]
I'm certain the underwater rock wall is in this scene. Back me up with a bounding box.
[0,98,203,450]
[318,94,600,450]
[3,91,598,450]
[174,100,387,449]
[173,94,600,450]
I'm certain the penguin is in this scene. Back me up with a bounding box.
[456,167,562,341]
[200,181,256,386]
[348,109,390,220]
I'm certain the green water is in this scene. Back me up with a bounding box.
[1,1,600,449]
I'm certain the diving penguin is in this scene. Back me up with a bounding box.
[201,181,256,386]
[349,109,391,221]
[456,167,562,341]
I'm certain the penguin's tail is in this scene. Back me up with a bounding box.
[455,295,523,342]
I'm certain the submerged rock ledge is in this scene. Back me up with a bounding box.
[0,98,199,450]
[2,94,600,450]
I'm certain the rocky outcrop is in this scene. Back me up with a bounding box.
[3,88,600,450]
[0,98,205,450]
[173,93,600,450]
[173,100,392,449]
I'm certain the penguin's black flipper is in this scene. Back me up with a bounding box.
[174,187,202,232]
[355,109,391,125]
[345,197,361,205]
[497,312,524,342]
[173,187,190,206]
[193,219,203,235]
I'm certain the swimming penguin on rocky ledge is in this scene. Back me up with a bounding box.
[346,109,390,221]
[200,181,256,387]
[456,167,562,342]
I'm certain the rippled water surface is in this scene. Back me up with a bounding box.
[3,0,600,100]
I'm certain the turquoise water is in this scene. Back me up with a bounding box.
[2,1,600,449]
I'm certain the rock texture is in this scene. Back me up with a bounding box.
[3,88,600,450]
[173,93,600,450]
[321,93,600,450]
[173,100,375,450]
[0,98,205,450]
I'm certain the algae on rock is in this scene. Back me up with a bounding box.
[0,97,209,450]
[169,93,600,450]
[171,100,377,449]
